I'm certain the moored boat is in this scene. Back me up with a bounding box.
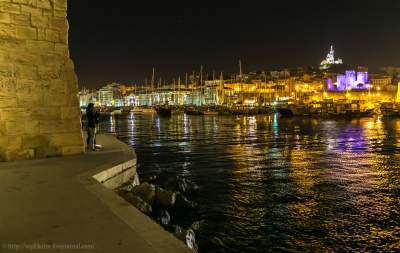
[185,108,202,115]
[156,107,172,117]
[379,102,400,117]
[276,108,294,117]
[201,110,218,116]
[111,109,123,115]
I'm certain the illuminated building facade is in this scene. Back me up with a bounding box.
[98,83,122,106]
[327,70,369,91]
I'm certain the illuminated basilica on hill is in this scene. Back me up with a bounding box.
[320,45,343,70]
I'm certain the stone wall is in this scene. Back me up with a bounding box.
[0,0,84,161]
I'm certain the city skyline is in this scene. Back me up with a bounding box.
[68,0,400,88]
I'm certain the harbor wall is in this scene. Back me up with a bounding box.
[0,0,83,161]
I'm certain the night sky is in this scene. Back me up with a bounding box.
[67,0,400,88]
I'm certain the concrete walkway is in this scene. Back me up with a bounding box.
[0,135,191,253]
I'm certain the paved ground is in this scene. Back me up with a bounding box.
[0,135,191,253]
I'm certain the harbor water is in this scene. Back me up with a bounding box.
[99,113,400,252]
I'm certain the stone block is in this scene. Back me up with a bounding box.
[0,91,18,108]
[11,13,30,26]
[0,108,27,121]
[42,8,52,16]
[24,119,40,135]
[21,5,41,16]
[16,88,43,107]
[40,53,64,67]
[13,51,42,64]
[38,65,60,79]
[30,107,60,120]
[60,106,80,120]
[26,39,54,52]
[0,12,11,23]
[54,42,67,55]
[0,23,15,38]
[16,25,37,40]
[45,28,58,42]
[15,86,43,107]
[31,13,48,27]
[53,9,65,18]
[12,1,33,5]
[0,121,6,135]
[7,136,22,150]
[22,135,50,149]
[53,0,66,11]
[15,64,38,79]
[36,0,51,9]
[50,17,67,30]
[1,3,21,14]
[15,78,36,91]
[58,28,66,43]
[39,120,66,134]
[5,121,25,135]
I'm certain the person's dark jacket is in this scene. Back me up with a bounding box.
[86,108,96,128]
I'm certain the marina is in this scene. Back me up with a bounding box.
[90,99,398,119]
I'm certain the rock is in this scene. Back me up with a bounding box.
[175,229,198,252]
[173,225,183,234]
[175,192,197,208]
[155,187,176,207]
[190,220,205,231]
[159,210,171,226]
[178,179,188,193]
[132,183,156,205]
[124,192,152,214]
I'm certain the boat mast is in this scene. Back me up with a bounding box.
[173,78,176,105]
[185,72,188,88]
[151,67,155,106]
[212,70,215,104]
[239,60,243,104]
[158,77,162,105]
[178,76,181,105]
[200,65,203,106]
[219,71,224,105]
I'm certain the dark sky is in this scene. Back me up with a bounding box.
[67,0,400,88]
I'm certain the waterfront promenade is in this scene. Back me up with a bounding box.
[0,135,191,253]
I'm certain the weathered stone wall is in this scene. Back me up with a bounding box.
[0,0,84,161]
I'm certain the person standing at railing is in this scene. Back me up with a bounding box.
[86,103,96,151]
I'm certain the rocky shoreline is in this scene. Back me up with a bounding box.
[117,173,200,252]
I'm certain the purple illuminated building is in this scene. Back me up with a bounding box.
[327,70,369,91]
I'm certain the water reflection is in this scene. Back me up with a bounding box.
[100,114,400,252]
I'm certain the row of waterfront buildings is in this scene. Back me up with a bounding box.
[79,71,396,108]
[79,47,399,108]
